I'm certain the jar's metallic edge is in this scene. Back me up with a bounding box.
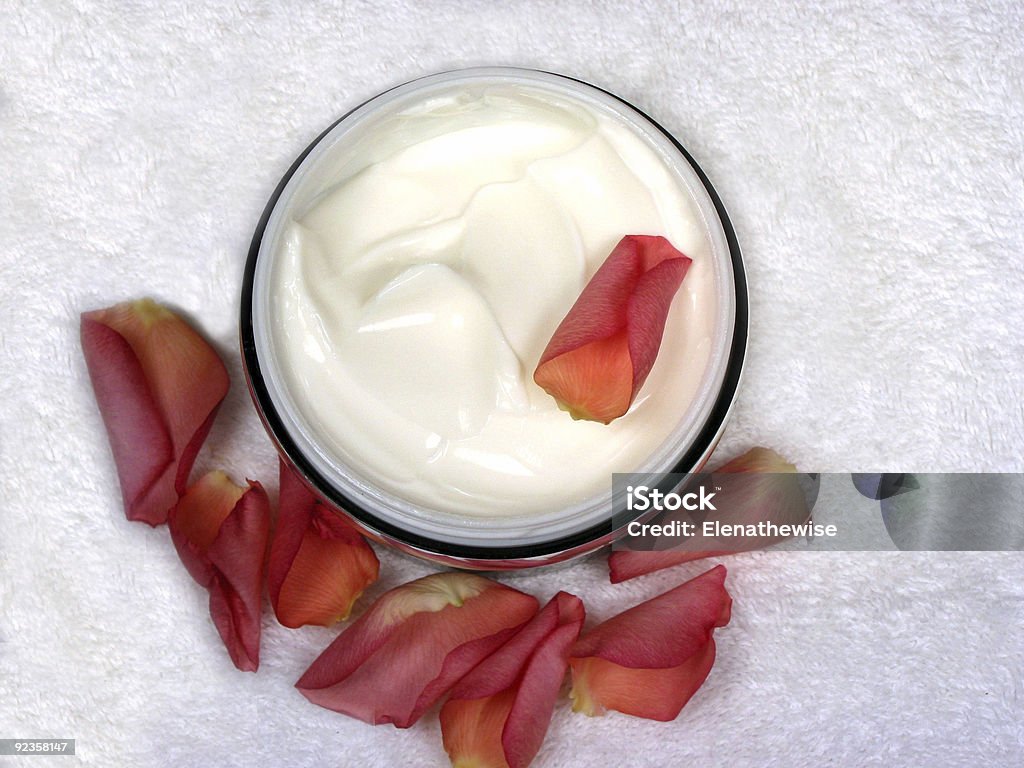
[239,67,749,569]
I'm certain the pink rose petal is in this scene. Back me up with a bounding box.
[296,572,539,728]
[570,565,731,721]
[268,460,379,628]
[81,299,229,525]
[534,236,691,423]
[169,471,270,672]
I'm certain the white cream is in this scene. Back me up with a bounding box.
[269,82,717,518]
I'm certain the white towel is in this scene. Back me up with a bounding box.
[1,1,1021,766]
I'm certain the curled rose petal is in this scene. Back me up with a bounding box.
[81,299,229,525]
[169,471,270,672]
[269,460,379,628]
[296,572,539,728]
[570,565,731,721]
[441,592,585,768]
[533,235,691,423]
[609,447,810,583]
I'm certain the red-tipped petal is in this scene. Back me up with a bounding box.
[269,461,379,628]
[608,549,718,584]
[534,236,691,423]
[442,592,585,768]
[169,471,270,672]
[570,565,731,721]
[81,299,229,525]
[609,447,808,582]
[296,572,539,728]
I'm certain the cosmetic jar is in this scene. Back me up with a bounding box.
[241,67,747,569]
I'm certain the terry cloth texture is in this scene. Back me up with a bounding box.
[1,2,1022,766]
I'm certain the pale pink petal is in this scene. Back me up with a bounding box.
[296,573,538,728]
[269,460,379,628]
[169,471,270,672]
[570,565,731,720]
[81,299,229,525]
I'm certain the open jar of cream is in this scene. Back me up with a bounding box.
[241,67,747,569]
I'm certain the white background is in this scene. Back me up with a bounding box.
[1,1,1022,766]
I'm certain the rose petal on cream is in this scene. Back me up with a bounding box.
[81,299,229,525]
[609,447,808,582]
[570,565,731,721]
[296,572,539,728]
[533,235,691,423]
[169,471,270,672]
[269,460,379,628]
[441,592,585,768]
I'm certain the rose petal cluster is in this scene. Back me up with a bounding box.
[294,566,731,766]
[82,298,750,767]
[81,299,380,671]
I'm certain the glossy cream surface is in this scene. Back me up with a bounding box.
[270,82,716,517]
